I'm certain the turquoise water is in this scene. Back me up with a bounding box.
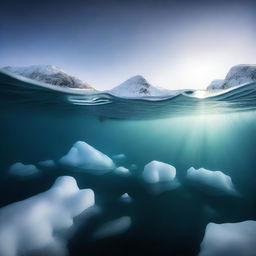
[1,71,256,255]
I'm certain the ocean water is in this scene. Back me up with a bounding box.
[1,71,256,255]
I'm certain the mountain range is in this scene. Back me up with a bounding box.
[207,64,256,90]
[1,64,256,96]
[2,65,94,90]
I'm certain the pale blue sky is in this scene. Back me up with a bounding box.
[1,0,255,90]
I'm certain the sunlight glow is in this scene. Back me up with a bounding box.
[172,55,229,90]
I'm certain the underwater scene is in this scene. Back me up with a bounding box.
[1,71,256,256]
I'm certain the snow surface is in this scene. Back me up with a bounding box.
[186,167,239,196]
[199,221,256,256]
[8,162,40,177]
[59,141,115,174]
[142,160,176,184]
[207,64,256,90]
[0,176,95,256]
[108,75,183,97]
[2,65,94,89]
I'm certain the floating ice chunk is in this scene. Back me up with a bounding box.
[59,141,115,174]
[38,159,55,168]
[0,176,95,256]
[142,161,179,194]
[120,193,133,203]
[8,162,40,177]
[112,153,126,163]
[186,167,239,196]
[114,166,131,176]
[92,216,131,240]
[199,221,256,256]
[142,160,176,184]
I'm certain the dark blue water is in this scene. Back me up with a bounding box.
[1,71,256,256]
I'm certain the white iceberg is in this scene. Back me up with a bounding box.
[0,176,95,256]
[114,166,131,176]
[186,167,239,196]
[199,221,256,256]
[8,162,40,177]
[59,141,115,174]
[142,160,176,184]
[142,161,179,194]
[92,216,131,240]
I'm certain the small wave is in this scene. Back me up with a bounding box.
[1,70,256,119]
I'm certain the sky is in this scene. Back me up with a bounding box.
[1,0,255,90]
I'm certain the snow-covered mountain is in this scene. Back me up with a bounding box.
[207,64,256,90]
[108,75,182,97]
[207,79,225,90]
[1,65,94,89]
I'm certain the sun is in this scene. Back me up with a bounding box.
[173,55,228,90]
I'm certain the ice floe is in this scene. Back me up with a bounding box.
[59,141,115,174]
[114,166,131,176]
[8,162,40,177]
[186,167,239,196]
[199,221,256,256]
[142,160,176,184]
[92,216,132,240]
[0,176,95,256]
[142,161,179,194]
[112,153,126,163]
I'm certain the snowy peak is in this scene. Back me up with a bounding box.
[207,64,256,90]
[2,65,94,90]
[207,79,225,90]
[123,75,150,87]
[110,75,151,96]
[109,75,181,97]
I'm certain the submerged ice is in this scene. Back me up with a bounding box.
[186,167,239,196]
[114,166,131,176]
[8,162,40,177]
[59,141,115,174]
[92,216,132,240]
[0,176,95,256]
[142,160,176,184]
[199,221,256,256]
